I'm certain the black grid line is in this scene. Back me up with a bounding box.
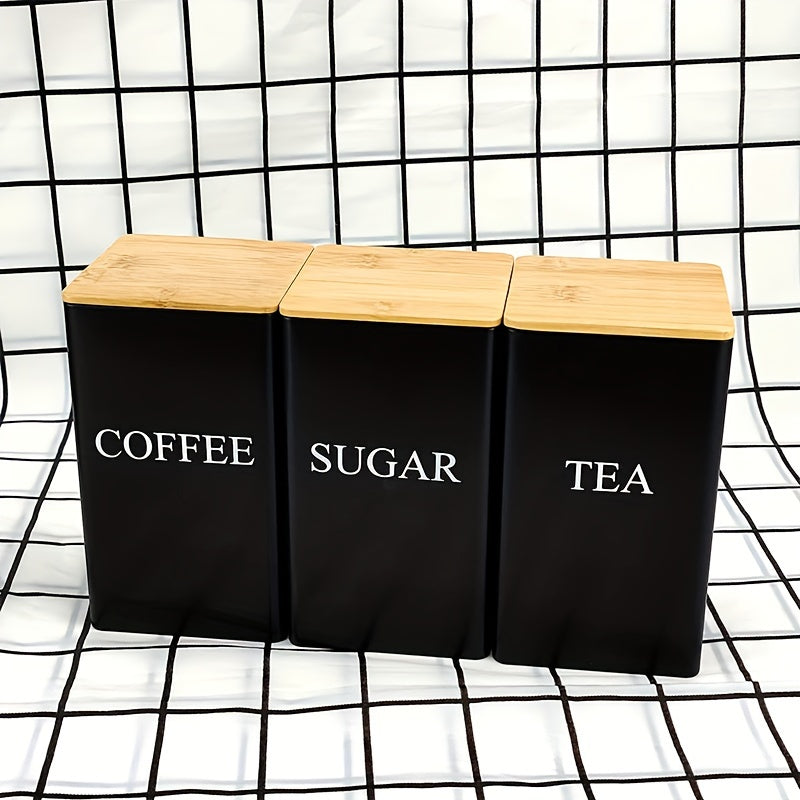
[146,635,181,800]
[533,0,544,256]
[4,138,798,188]
[357,652,375,800]
[397,0,410,247]
[453,658,484,800]
[256,0,274,242]
[1,0,799,796]
[668,0,679,261]
[0,456,78,463]
[256,643,271,800]
[550,667,595,800]
[28,3,65,291]
[648,675,703,799]
[106,0,132,235]
[4,346,68,356]
[5,685,800,723]
[3,50,800,101]
[600,0,611,259]
[0,326,7,427]
[465,1,477,252]
[31,610,92,799]
[0,775,798,798]
[327,0,341,244]
[0,216,797,269]
[0,494,79,501]
[180,0,202,237]
[3,773,800,799]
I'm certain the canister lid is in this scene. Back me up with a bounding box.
[279,244,514,327]
[61,234,313,313]
[505,256,735,340]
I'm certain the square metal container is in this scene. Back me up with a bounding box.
[280,244,513,658]
[495,256,734,676]
[63,234,312,642]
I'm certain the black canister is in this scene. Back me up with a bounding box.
[63,234,312,642]
[280,244,513,658]
[495,256,734,676]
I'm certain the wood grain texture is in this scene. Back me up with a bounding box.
[279,244,514,327]
[505,256,735,340]
[62,234,313,313]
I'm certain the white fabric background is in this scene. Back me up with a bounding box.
[1,0,800,796]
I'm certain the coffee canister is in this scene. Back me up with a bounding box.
[63,234,312,641]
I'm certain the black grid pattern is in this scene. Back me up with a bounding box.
[1,0,800,796]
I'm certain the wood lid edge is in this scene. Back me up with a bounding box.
[504,258,735,341]
[279,305,504,328]
[61,235,314,313]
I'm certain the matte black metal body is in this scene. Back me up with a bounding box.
[285,318,500,659]
[65,303,286,642]
[496,330,733,676]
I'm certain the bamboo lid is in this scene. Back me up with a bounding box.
[505,256,734,340]
[279,244,514,327]
[62,234,313,314]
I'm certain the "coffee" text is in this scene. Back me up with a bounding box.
[95,429,255,466]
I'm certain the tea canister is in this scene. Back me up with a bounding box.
[495,256,734,676]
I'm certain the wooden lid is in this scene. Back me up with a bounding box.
[505,256,734,340]
[279,244,514,327]
[62,234,313,313]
